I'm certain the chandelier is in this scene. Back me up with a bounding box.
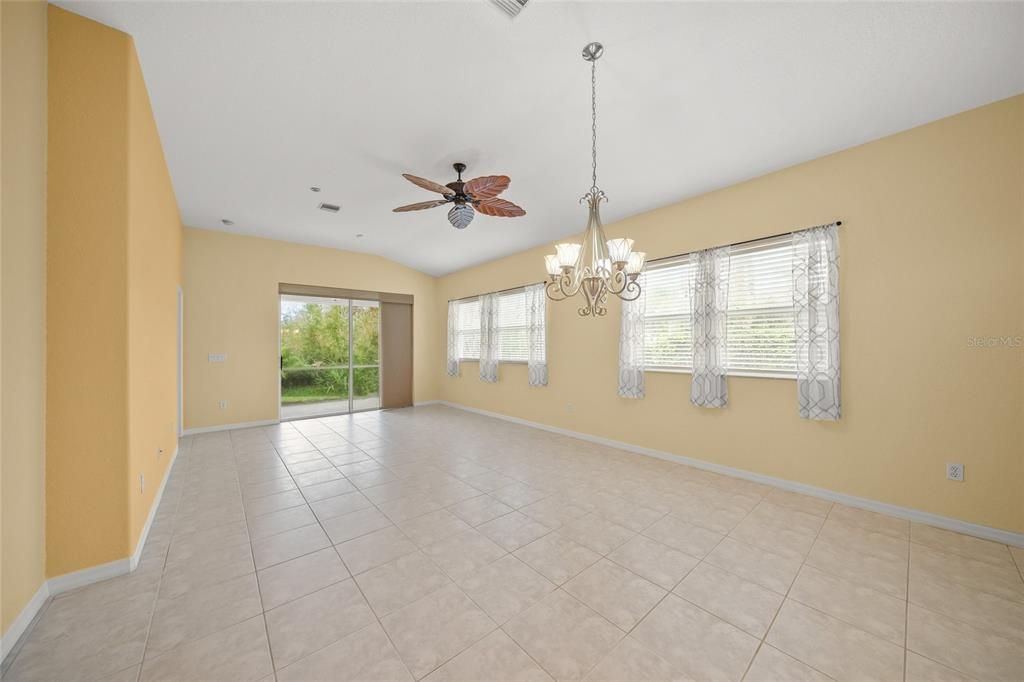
[544,42,645,317]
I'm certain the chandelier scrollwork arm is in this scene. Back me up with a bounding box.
[618,276,642,302]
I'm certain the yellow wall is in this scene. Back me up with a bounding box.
[47,6,181,576]
[1,0,48,635]
[183,228,438,430]
[127,41,182,550]
[437,96,1024,534]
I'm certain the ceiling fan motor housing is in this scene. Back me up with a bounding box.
[447,163,468,202]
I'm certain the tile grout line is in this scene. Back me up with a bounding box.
[340,485,607,678]
[716,504,914,665]
[1010,546,1024,583]
[233,429,283,682]
[269,425,419,682]
[135,441,188,682]
[562,487,765,681]
[904,539,1024,635]
[674,493,774,681]
[903,523,911,682]
[368,462,535,680]
[737,500,835,682]
[457,552,555,680]
[317,424,440,682]
[255,426,376,674]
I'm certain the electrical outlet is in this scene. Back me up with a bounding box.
[566,403,574,413]
[946,463,965,482]
[140,474,145,494]
[218,400,228,409]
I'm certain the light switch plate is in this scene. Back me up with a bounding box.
[208,353,227,363]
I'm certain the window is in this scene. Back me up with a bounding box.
[644,258,694,370]
[451,288,540,363]
[727,236,796,375]
[642,235,796,376]
[496,290,530,362]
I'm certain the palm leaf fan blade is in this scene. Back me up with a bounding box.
[464,175,510,200]
[474,198,525,217]
[402,174,454,196]
[392,199,449,212]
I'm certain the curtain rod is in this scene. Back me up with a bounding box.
[448,220,842,302]
[448,281,545,303]
[646,220,842,266]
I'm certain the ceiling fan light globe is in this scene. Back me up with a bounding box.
[448,204,475,229]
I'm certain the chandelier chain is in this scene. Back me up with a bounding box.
[591,58,598,192]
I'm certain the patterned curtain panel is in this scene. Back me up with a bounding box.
[618,273,646,399]
[526,283,548,386]
[793,224,841,420]
[479,293,500,383]
[690,246,731,408]
[446,300,460,377]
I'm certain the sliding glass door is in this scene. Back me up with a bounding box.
[279,294,380,420]
[350,300,381,412]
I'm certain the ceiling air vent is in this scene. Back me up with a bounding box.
[491,0,529,18]
[318,202,341,213]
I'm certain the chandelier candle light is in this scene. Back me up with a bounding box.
[544,42,645,317]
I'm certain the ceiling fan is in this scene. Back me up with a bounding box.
[392,162,526,229]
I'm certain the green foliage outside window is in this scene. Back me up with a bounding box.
[280,302,379,403]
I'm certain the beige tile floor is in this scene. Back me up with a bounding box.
[5,405,1023,682]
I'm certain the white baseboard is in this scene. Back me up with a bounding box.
[436,400,1024,548]
[46,557,131,597]
[3,557,131,665]
[1,581,49,663]
[2,447,185,667]
[130,445,179,571]
[413,400,440,407]
[183,418,278,435]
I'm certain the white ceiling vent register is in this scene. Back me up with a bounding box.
[491,0,529,18]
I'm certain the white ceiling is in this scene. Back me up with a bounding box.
[59,1,1024,276]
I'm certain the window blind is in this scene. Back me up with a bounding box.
[497,290,529,362]
[452,288,538,362]
[726,236,796,375]
[456,298,481,359]
[643,257,694,370]
[641,234,797,376]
